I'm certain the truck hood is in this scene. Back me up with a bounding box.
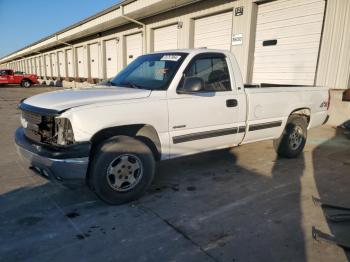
[23,86,151,112]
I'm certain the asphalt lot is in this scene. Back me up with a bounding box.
[0,86,350,262]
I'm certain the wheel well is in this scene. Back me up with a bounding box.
[90,124,162,161]
[289,108,311,124]
[21,78,33,84]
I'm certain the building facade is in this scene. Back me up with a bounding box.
[0,0,349,90]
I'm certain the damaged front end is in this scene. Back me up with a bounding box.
[20,104,75,146]
[15,103,90,183]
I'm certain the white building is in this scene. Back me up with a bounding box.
[0,0,349,92]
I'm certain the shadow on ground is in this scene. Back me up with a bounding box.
[313,123,350,259]
[0,145,310,262]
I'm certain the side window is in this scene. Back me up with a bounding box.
[184,56,231,92]
[0,70,6,76]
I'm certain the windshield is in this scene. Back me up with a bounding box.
[110,52,188,90]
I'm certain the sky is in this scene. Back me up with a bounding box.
[0,0,120,58]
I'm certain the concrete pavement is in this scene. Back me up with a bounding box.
[0,86,349,262]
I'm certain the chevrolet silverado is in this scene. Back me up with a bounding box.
[15,49,329,204]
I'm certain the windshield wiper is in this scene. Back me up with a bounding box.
[125,81,143,89]
[100,79,116,86]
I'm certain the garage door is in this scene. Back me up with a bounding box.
[76,47,87,78]
[31,59,35,74]
[23,60,26,72]
[26,59,31,74]
[51,53,58,77]
[26,60,30,73]
[36,57,41,76]
[252,0,326,85]
[58,51,66,78]
[23,60,27,73]
[153,24,178,51]
[105,39,118,78]
[31,58,36,75]
[25,58,32,74]
[40,56,45,77]
[126,33,142,65]
[45,54,52,77]
[194,11,233,50]
[89,43,99,79]
[22,60,26,72]
[34,58,37,74]
[29,59,34,74]
[66,49,74,78]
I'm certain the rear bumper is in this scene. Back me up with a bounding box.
[15,128,90,183]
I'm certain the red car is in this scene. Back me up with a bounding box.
[0,69,39,88]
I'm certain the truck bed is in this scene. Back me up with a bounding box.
[240,84,329,144]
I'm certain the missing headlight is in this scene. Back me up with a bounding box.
[56,118,75,145]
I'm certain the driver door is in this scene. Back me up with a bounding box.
[167,53,240,158]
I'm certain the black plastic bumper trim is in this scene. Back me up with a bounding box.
[238,126,246,133]
[172,127,237,144]
[248,120,282,131]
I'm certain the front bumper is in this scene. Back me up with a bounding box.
[15,127,90,183]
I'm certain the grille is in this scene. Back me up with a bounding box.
[22,110,55,143]
[22,110,42,142]
[22,110,42,125]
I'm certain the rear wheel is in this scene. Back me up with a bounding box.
[89,136,155,205]
[21,79,32,88]
[273,115,307,158]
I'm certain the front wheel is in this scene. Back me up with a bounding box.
[21,80,32,88]
[273,115,307,158]
[89,136,155,205]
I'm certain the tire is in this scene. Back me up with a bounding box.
[21,79,32,88]
[89,135,155,205]
[273,115,307,158]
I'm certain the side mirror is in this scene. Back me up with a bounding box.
[178,76,204,94]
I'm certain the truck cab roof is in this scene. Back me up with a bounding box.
[152,48,231,56]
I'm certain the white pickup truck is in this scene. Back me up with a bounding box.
[15,49,329,204]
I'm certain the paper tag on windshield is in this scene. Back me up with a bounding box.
[160,55,181,61]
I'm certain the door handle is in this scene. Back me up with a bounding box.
[226,99,238,107]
